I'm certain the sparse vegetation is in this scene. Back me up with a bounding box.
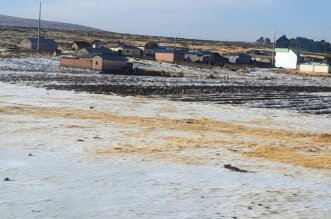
[0,26,272,56]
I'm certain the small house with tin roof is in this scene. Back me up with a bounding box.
[184,50,215,64]
[72,41,92,51]
[78,47,114,56]
[227,53,252,64]
[60,51,132,72]
[144,45,175,57]
[80,53,132,72]
[112,43,142,57]
[20,37,58,52]
[155,48,184,64]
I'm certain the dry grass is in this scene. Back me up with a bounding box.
[1,104,330,168]
[245,147,331,169]
[0,26,270,55]
[272,69,331,78]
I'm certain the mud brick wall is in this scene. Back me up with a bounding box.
[155,53,175,63]
[60,57,92,69]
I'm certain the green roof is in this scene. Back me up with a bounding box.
[275,48,290,53]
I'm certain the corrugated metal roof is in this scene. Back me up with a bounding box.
[228,53,251,58]
[28,37,57,45]
[184,50,213,56]
[158,46,174,50]
[73,41,91,47]
[118,43,140,50]
[83,47,114,54]
[80,53,128,61]
[155,48,184,54]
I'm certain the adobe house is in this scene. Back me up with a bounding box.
[72,41,92,51]
[60,53,132,72]
[112,43,142,57]
[78,47,114,56]
[227,53,252,64]
[184,50,215,64]
[155,48,184,64]
[144,45,173,57]
[94,54,132,72]
[20,37,58,52]
[60,56,92,70]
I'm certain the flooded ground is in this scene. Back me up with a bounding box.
[1,58,331,218]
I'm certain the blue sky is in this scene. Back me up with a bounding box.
[0,0,330,42]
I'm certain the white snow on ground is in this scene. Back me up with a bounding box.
[1,57,331,87]
[1,82,331,219]
[130,58,331,86]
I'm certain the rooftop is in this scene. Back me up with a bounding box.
[155,48,184,54]
[83,47,114,55]
[27,37,57,45]
[118,43,140,50]
[275,48,290,53]
[227,53,251,57]
[73,41,92,47]
[184,50,214,56]
[80,52,128,61]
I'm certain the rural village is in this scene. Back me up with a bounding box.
[12,34,331,75]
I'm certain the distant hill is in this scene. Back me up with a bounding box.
[0,14,103,32]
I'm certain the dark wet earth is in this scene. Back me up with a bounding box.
[0,57,330,115]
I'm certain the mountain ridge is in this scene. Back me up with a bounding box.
[0,14,103,32]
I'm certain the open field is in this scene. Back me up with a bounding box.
[1,57,331,218]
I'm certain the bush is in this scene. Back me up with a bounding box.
[145,41,159,49]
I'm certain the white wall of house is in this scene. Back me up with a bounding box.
[275,50,298,69]
[228,56,238,64]
[300,63,331,73]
